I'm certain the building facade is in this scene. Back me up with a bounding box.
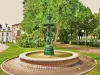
[12,23,24,43]
[0,23,24,43]
[0,31,12,42]
[0,24,12,43]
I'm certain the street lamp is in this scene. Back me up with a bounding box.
[81,30,85,39]
[82,29,87,46]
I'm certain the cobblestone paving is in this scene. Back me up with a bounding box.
[1,56,96,75]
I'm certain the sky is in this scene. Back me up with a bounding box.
[0,0,100,28]
[81,0,100,13]
[0,0,23,28]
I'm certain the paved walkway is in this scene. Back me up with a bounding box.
[0,43,8,52]
[56,43,100,54]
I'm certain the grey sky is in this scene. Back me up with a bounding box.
[82,0,100,13]
[0,0,23,27]
[0,0,100,27]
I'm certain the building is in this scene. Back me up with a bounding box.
[0,23,24,43]
[12,23,24,43]
[0,24,12,43]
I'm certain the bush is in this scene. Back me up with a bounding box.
[17,34,45,48]
[72,40,85,45]
[72,40,100,47]
[59,28,69,44]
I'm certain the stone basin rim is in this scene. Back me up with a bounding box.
[19,50,80,62]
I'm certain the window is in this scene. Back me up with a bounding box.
[17,25,19,28]
[6,32,8,36]
[2,38,4,42]
[6,38,8,42]
[14,33,15,36]
[8,27,10,30]
[3,29,5,31]
[17,30,21,36]
[2,33,4,36]
[13,28,15,30]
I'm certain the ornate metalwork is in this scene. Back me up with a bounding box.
[44,14,54,55]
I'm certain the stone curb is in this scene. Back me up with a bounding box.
[19,50,80,62]
[1,55,97,75]
[1,57,18,75]
[76,56,97,75]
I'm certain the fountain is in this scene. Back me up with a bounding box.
[1,14,97,75]
[44,13,54,55]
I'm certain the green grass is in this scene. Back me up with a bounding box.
[0,43,42,75]
[0,43,100,75]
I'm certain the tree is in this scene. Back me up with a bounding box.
[21,0,95,44]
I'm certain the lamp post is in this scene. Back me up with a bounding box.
[82,30,86,45]
[82,30,84,39]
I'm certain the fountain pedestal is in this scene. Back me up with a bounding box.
[44,44,54,55]
[43,18,54,55]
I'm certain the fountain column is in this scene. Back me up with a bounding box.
[44,14,54,55]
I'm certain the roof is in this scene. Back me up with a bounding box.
[12,23,21,26]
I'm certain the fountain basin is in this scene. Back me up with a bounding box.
[1,50,97,75]
[19,50,80,66]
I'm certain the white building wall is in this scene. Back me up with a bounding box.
[0,31,12,42]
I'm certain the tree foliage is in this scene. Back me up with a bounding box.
[21,0,98,44]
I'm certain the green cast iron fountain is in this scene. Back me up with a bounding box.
[44,13,54,55]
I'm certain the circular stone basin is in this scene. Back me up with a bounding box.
[20,50,79,60]
[19,50,80,66]
[1,50,97,75]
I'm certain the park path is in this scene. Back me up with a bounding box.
[0,43,8,52]
[56,43,100,54]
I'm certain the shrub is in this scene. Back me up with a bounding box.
[17,34,45,48]
[72,40,100,47]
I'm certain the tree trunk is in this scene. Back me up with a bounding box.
[53,25,60,46]
[91,34,92,40]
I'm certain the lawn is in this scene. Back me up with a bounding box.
[0,43,100,75]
